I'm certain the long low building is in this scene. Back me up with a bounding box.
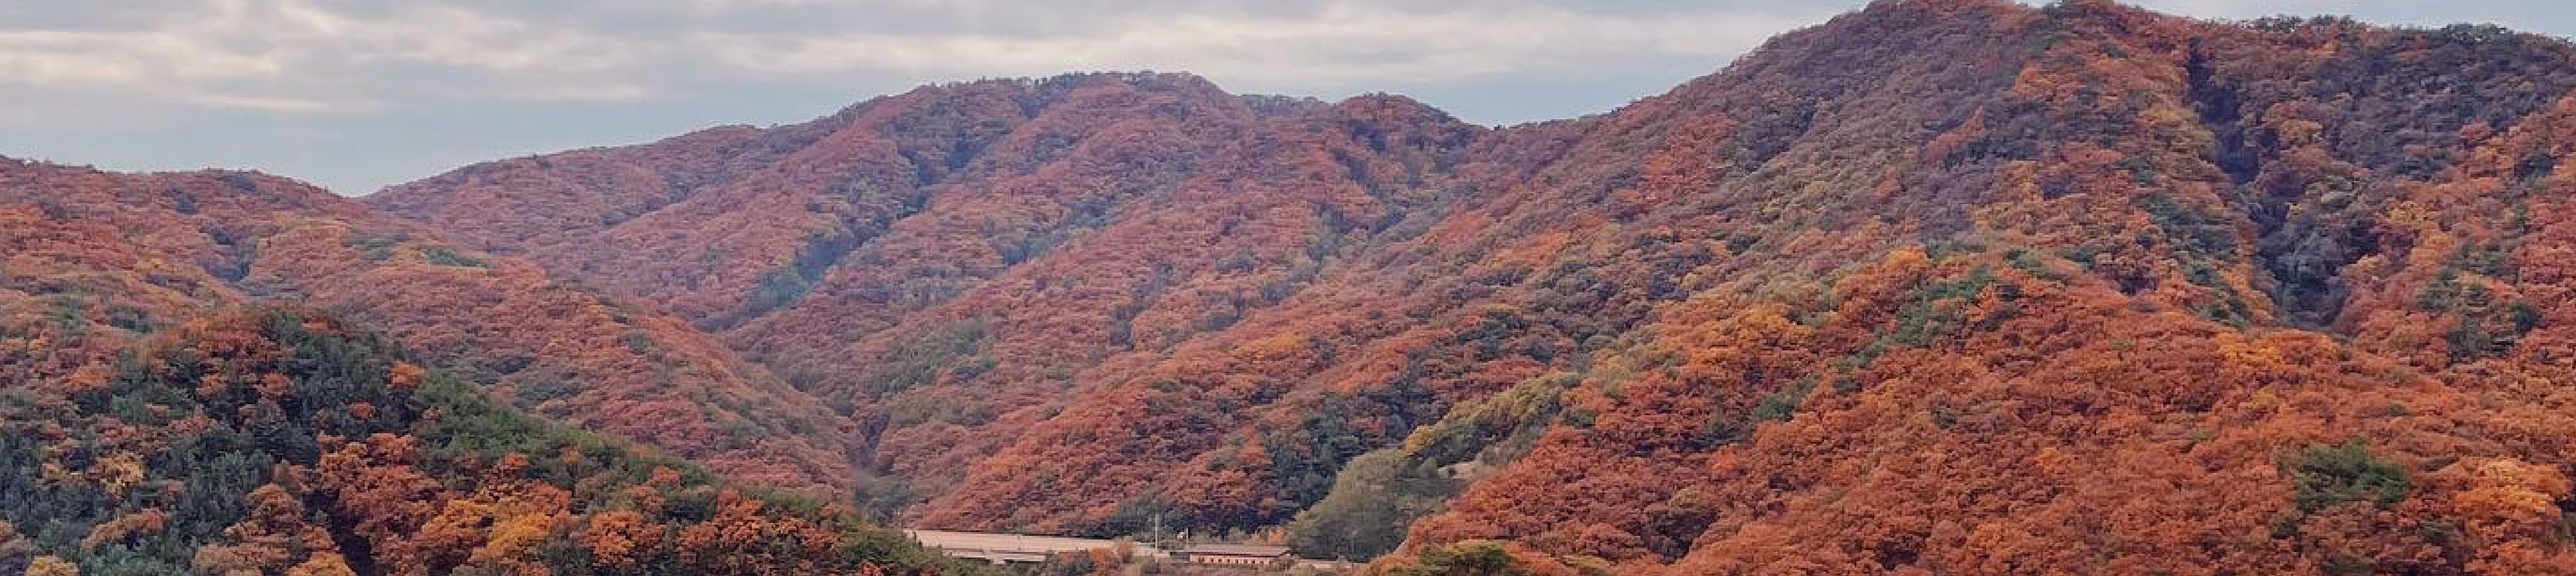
[1171,544,1291,565]
[906,530,1163,564]
[908,530,1338,569]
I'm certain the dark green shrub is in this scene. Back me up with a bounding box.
[2288,440,2409,514]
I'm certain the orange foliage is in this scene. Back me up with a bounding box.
[346,9,2576,573]
[0,157,851,492]
[14,0,2576,572]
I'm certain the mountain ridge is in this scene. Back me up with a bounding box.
[13,0,2576,573]
[365,1,2576,573]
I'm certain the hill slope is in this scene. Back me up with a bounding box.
[368,0,2576,573]
[1372,1,2576,573]
[0,159,854,492]
[368,73,1516,525]
[0,299,972,575]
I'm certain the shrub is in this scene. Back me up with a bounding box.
[417,245,489,268]
[2287,440,2409,514]
[1388,541,1524,576]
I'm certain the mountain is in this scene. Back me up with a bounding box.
[11,0,2570,573]
[0,159,854,493]
[367,2,2576,574]
[1370,1,2576,572]
[366,72,1505,527]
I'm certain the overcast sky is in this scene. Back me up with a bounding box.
[1,1,2569,195]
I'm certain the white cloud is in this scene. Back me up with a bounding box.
[0,28,279,85]
[0,0,1824,113]
[692,2,1811,87]
[0,0,649,112]
[177,93,346,113]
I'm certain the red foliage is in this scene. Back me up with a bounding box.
[354,7,2576,572]
[0,158,851,492]
[19,0,2576,572]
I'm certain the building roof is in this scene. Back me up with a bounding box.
[1181,544,1290,557]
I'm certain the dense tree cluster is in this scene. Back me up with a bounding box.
[1362,1,2576,573]
[0,159,852,492]
[0,307,976,576]
[372,75,1513,532]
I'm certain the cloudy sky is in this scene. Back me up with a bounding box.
[1,1,2569,194]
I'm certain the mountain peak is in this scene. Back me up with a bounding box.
[1331,93,1458,123]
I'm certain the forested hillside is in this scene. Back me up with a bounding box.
[0,303,969,575]
[1371,0,2576,572]
[0,159,852,492]
[372,1,2576,572]
[368,0,2576,565]
[367,73,1515,527]
[14,0,2576,573]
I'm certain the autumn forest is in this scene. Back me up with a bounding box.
[11,0,2576,574]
